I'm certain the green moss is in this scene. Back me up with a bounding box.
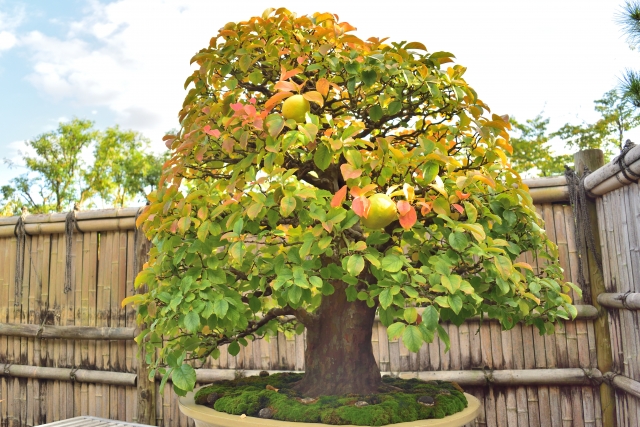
[194,373,468,426]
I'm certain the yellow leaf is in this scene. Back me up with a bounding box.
[460,223,486,242]
[121,294,145,308]
[303,91,324,107]
[389,146,404,160]
[472,174,496,189]
[523,292,540,305]
[513,262,533,271]
[405,41,427,50]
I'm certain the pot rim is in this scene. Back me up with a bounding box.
[178,386,481,427]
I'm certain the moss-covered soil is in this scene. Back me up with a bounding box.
[194,373,467,426]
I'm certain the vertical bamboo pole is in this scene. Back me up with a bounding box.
[377,323,390,372]
[573,149,615,426]
[0,237,9,425]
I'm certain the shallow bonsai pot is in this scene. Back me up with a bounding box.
[178,388,481,427]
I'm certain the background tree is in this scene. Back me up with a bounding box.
[509,115,570,176]
[618,1,640,107]
[1,119,166,215]
[130,8,578,398]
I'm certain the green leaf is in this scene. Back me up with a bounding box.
[228,341,240,356]
[280,196,296,217]
[379,307,394,327]
[172,364,196,392]
[421,162,439,184]
[437,324,450,352]
[248,296,261,313]
[381,254,403,272]
[387,322,406,340]
[361,69,377,86]
[402,325,423,352]
[309,276,323,288]
[422,305,439,330]
[369,105,383,122]
[288,285,302,304]
[184,311,200,333]
[448,294,462,314]
[387,101,402,115]
[403,307,418,323]
[494,255,513,280]
[313,144,332,171]
[379,288,393,309]
[213,299,229,318]
[449,232,469,252]
[464,201,477,223]
[346,255,365,276]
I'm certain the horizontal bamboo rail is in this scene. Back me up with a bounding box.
[597,293,640,310]
[0,323,137,340]
[603,372,640,399]
[0,364,137,386]
[584,143,640,196]
[179,368,602,387]
[0,217,136,237]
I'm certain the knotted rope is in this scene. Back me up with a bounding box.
[64,205,83,294]
[565,165,603,304]
[615,140,640,185]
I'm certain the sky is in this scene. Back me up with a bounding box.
[1,0,640,186]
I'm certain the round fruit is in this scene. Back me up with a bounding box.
[282,94,310,123]
[361,193,398,229]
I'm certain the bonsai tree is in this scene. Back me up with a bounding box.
[128,8,580,398]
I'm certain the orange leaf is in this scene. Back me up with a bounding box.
[265,92,293,110]
[419,202,432,215]
[397,200,411,216]
[222,137,234,154]
[316,78,330,97]
[280,66,303,81]
[341,34,365,45]
[399,206,417,230]
[455,190,470,200]
[274,81,299,92]
[303,91,324,107]
[352,196,371,218]
[405,41,427,50]
[452,203,464,214]
[340,164,362,180]
[331,185,347,208]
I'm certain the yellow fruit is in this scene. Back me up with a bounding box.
[361,193,398,229]
[282,94,310,123]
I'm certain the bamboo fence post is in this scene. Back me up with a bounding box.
[574,149,616,426]
[134,232,156,426]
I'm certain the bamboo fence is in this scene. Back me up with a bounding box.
[595,170,640,425]
[0,167,631,426]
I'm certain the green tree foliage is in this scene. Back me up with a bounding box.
[617,1,640,107]
[509,115,570,177]
[128,9,579,397]
[1,118,166,215]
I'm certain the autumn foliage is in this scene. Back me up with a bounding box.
[128,8,579,397]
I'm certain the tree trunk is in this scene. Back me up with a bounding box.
[292,282,381,397]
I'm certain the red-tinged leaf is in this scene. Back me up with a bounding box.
[303,91,324,107]
[195,146,207,163]
[331,185,348,208]
[318,44,333,55]
[222,137,234,154]
[230,103,244,112]
[399,206,417,230]
[397,200,411,216]
[280,67,303,81]
[249,97,256,104]
[340,164,362,180]
[265,92,293,110]
[455,190,470,200]
[296,55,308,64]
[452,203,464,214]
[352,196,371,218]
[419,202,432,215]
[274,80,299,92]
[197,207,207,220]
[201,106,210,114]
[203,125,221,138]
[244,104,256,116]
[316,78,330,96]
[322,221,333,232]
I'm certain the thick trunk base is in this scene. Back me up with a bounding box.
[293,282,381,397]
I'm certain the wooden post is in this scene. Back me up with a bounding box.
[573,149,616,426]
[134,232,155,425]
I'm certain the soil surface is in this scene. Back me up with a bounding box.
[194,373,468,426]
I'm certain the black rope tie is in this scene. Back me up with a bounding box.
[13,207,29,306]
[615,140,640,184]
[64,205,84,294]
[565,165,604,304]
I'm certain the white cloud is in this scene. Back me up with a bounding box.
[14,0,640,152]
[0,30,16,50]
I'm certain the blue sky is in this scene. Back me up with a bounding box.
[2,0,640,186]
